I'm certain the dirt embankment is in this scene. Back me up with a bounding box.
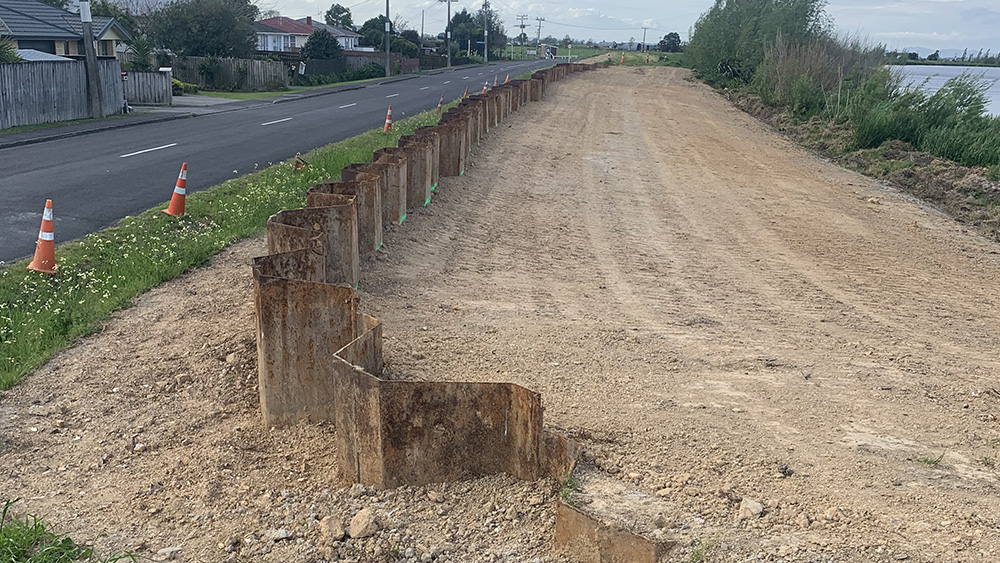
[3,66,1000,562]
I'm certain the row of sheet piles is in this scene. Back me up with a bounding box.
[253,64,594,490]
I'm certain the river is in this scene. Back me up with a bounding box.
[896,65,1000,115]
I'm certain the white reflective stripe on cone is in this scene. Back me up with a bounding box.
[174,187,186,195]
[39,231,54,241]
[180,170,187,180]
[43,208,53,221]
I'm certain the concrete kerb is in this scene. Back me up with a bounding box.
[0,112,195,150]
[252,62,654,560]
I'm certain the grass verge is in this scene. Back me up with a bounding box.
[0,102,457,391]
[1,499,134,562]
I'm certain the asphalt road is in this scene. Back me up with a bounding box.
[0,60,554,264]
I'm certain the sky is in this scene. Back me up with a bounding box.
[265,0,999,53]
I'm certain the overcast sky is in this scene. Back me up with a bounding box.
[270,0,998,52]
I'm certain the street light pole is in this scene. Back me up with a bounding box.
[446,0,451,68]
[482,0,488,65]
[79,0,103,118]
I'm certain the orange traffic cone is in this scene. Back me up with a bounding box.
[462,86,469,98]
[163,162,187,217]
[481,81,488,94]
[646,53,650,64]
[383,105,393,132]
[294,156,308,172]
[27,199,57,274]
[621,52,625,63]
[504,74,509,83]
[436,94,444,114]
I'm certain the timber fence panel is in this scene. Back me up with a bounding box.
[123,71,172,105]
[0,60,127,130]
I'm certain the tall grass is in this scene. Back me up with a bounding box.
[0,105,452,390]
[687,0,1000,171]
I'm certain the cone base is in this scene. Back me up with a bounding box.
[27,262,57,275]
[163,208,184,217]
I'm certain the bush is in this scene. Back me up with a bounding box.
[171,77,199,95]
[298,62,387,87]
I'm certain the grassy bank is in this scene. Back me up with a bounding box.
[1,499,132,562]
[0,103,454,391]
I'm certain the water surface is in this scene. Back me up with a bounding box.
[896,65,1000,115]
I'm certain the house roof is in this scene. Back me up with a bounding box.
[17,47,73,60]
[295,18,360,39]
[255,16,314,35]
[0,0,130,41]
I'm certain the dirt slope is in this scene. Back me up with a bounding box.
[3,66,1000,562]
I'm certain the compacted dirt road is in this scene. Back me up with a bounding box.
[2,66,1000,562]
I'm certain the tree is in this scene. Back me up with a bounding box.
[1,36,22,63]
[390,35,418,57]
[658,32,681,52]
[150,0,257,57]
[91,0,140,36]
[560,35,571,48]
[325,3,353,29]
[38,0,70,9]
[907,52,919,61]
[476,4,506,59]
[927,50,940,61]
[359,15,392,48]
[301,29,343,60]
[401,29,420,47]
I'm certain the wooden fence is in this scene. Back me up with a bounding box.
[0,59,124,130]
[172,56,286,91]
[123,70,172,105]
[120,53,287,92]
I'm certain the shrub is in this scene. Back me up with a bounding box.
[171,77,199,95]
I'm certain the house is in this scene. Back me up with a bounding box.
[295,17,360,51]
[254,16,363,53]
[254,17,314,53]
[0,0,131,57]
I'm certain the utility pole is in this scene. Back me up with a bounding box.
[516,14,527,59]
[446,0,452,67]
[535,17,544,57]
[385,0,391,77]
[482,0,488,64]
[78,0,103,118]
[641,27,647,51]
[421,10,424,48]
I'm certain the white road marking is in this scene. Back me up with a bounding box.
[443,80,451,84]
[462,76,469,79]
[419,86,430,90]
[119,143,177,158]
[477,72,483,75]
[261,117,293,126]
[386,93,399,98]
[339,103,357,108]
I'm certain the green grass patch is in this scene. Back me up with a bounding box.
[1,499,134,562]
[918,452,946,467]
[0,102,458,391]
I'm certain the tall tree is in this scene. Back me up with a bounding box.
[359,15,392,48]
[150,0,257,57]
[324,3,353,29]
[658,32,681,52]
[301,28,342,60]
